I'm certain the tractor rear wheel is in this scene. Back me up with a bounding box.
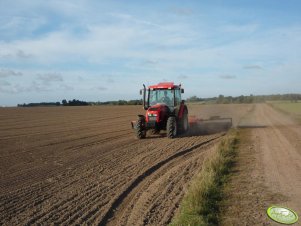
[167,116,177,138]
[136,116,146,139]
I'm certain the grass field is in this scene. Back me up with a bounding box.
[268,101,301,123]
[268,101,301,114]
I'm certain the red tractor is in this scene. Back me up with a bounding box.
[131,82,189,139]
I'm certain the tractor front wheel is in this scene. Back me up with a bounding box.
[167,116,177,138]
[136,116,146,139]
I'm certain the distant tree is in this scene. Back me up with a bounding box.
[67,99,89,106]
[238,95,245,103]
[62,99,68,106]
[187,96,202,102]
[249,94,254,103]
[217,94,224,104]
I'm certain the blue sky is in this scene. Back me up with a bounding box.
[0,0,301,106]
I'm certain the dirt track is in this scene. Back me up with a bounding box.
[0,104,251,225]
[221,103,301,225]
[248,104,301,214]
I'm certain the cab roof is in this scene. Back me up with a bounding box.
[148,82,181,89]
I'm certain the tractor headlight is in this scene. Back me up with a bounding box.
[148,113,157,117]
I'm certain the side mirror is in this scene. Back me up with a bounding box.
[140,89,142,95]
[181,89,184,94]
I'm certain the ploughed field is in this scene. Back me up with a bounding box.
[0,104,251,225]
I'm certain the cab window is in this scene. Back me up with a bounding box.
[175,89,181,106]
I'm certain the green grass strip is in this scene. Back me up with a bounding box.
[267,102,301,124]
[170,130,239,226]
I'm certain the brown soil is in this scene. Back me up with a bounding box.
[220,103,301,225]
[0,104,251,225]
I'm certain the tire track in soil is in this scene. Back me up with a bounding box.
[0,136,138,206]
[0,132,136,193]
[28,136,210,225]
[100,134,223,226]
[1,134,221,226]
[0,118,131,141]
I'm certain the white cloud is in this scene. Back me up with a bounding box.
[221,23,259,34]
[95,86,107,91]
[106,78,114,83]
[0,16,47,40]
[37,72,63,84]
[170,7,193,16]
[243,65,263,70]
[178,74,188,79]
[219,75,236,79]
[0,80,11,86]
[59,84,74,91]
[0,69,22,77]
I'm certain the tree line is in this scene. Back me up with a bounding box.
[17,93,301,107]
[186,93,301,104]
[18,99,143,107]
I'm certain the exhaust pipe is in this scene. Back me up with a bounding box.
[143,84,147,110]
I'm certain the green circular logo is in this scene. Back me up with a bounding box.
[267,206,298,224]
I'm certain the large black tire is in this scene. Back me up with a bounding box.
[136,116,146,139]
[167,116,177,138]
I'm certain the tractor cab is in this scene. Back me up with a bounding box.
[149,89,174,108]
[141,82,184,111]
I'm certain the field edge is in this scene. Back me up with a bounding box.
[169,129,239,226]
